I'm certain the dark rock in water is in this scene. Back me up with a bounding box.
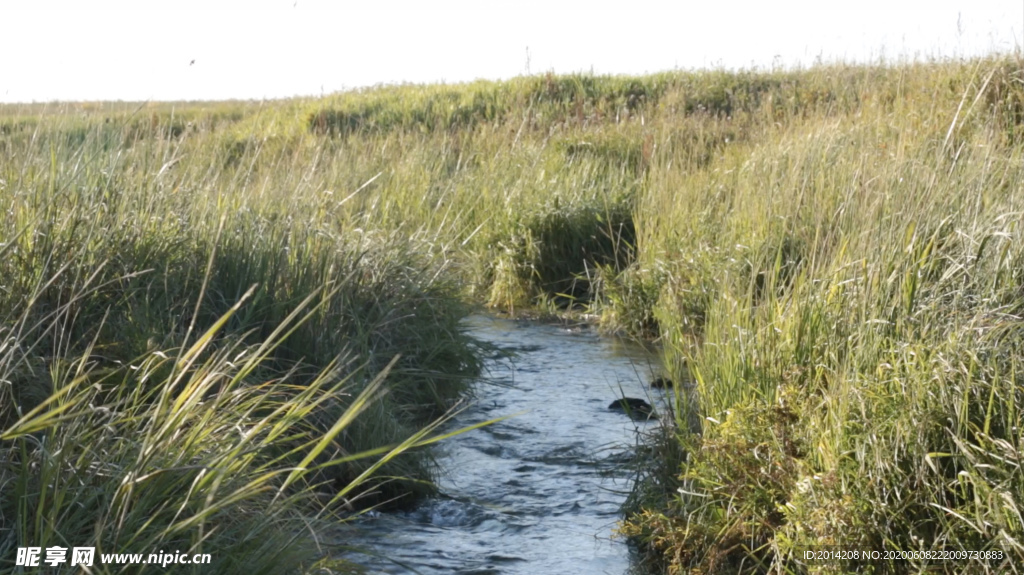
[650,376,674,389]
[608,397,653,417]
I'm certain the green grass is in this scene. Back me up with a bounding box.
[0,101,485,573]
[3,54,1024,573]
[620,57,1024,573]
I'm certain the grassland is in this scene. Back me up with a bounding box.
[3,54,1024,573]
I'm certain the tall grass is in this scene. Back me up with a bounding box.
[0,103,485,572]
[621,57,1024,573]
[4,54,1024,573]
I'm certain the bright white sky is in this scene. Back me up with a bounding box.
[1,1,1021,103]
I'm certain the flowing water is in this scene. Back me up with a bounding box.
[346,315,666,574]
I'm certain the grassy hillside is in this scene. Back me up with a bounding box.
[3,54,1024,573]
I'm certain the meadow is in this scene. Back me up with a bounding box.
[2,54,1024,573]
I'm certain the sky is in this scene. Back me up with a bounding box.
[0,1,1021,103]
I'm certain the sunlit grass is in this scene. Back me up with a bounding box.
[621,56,1024,573]
[3,53,1024,573]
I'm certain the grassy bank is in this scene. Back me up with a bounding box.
[3,54,1024,573]
[0,106,485,573]
[620,60,1024,572]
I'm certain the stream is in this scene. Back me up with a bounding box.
[345,315,666,574]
